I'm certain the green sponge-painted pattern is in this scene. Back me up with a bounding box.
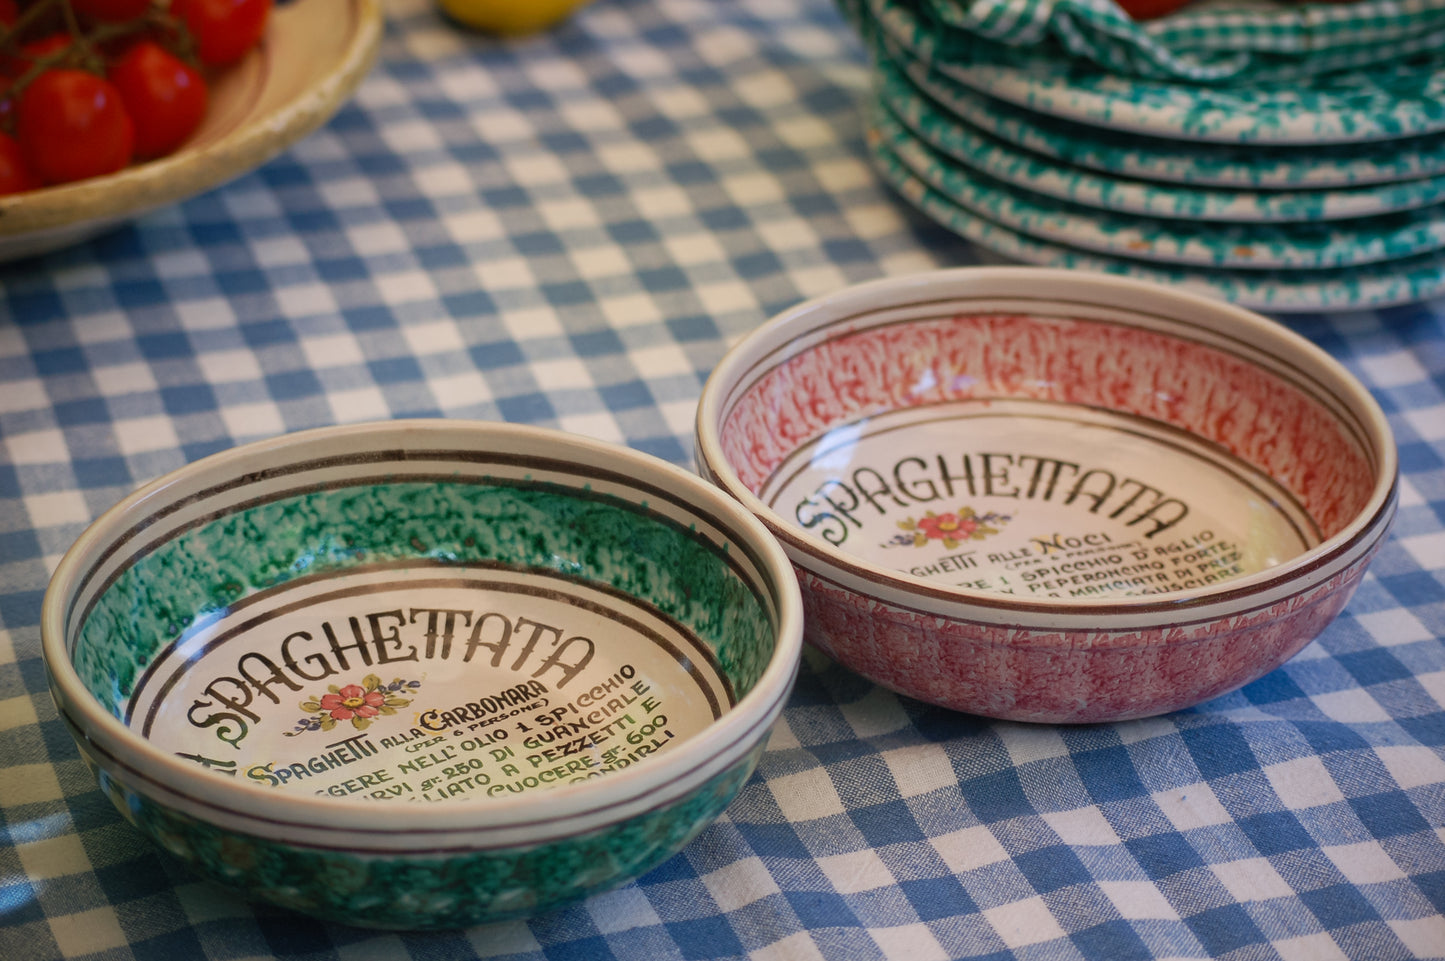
[87,738,767,929]
[77,479,776,721]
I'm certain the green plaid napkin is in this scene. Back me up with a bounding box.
[920,0,1445,82]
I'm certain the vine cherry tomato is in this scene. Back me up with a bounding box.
[110,40,208,159]
[16,69,135,185]
[2,32,72,77]
[0,132,38,195]
[71,0,152,21]
[1114,0,1195,17]
[169,0,273,66]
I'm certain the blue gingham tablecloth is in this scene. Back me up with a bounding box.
[2,0,1444,958]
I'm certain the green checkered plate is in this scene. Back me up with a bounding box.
[866,125,1445,310]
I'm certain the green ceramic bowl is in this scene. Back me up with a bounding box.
[41,420,803,929]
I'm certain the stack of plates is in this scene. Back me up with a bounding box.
[846,0,1445,312]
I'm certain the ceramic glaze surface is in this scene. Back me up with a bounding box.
[877,61,1445,222]
[723,312,1374,557]
[866,138,1445,311]
[44,422,805,928]
[794,556,1373,722]
[757,399,1314,599]
[80,736,764,928]
[878,41,1445,190]
[842,0,1445,312]
[873,103,1445,270]
[867,0,1445,144]
[694,268,1398,723]
[73,476,770,802]
[126,565,733,802]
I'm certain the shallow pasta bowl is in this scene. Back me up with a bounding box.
[41,420,803,929]
[695,267,1397,723]
[0,0,382,262]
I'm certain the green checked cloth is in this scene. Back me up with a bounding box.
[918,0,1445,82]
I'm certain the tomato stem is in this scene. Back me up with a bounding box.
[0,0,64,49]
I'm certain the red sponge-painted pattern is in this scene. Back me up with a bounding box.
[722,312,1373,539]
[797,557,1371,723]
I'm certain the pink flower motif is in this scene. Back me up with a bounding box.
[917,512,978,541]
[319,684,385,721]
[288,676,417,737]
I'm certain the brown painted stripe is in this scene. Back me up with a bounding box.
[127,562,736,733]
[65,456,785,674]
[60,677,791,850]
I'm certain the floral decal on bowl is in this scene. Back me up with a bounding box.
[885,507,1011,550]
[286,675,419,736]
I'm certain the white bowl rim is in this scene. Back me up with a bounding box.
[695,266,1400,619]
[42,419,805,837]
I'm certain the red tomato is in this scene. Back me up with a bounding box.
[22,33,74,60]
[72,0,153,20]
[110,40,208,158]
[0,0,17,25]
[0,132,39,195]
[3,33,73,77]
[169,0,273,66]
[1115,0,1195,17]
[16,70,135,185]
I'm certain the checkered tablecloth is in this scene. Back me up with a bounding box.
[2,0,1444,959]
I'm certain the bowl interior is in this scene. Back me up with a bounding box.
[57,435,783,804]
[713,300,1382,602]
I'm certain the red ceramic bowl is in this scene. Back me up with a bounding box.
[694,268,1398,723]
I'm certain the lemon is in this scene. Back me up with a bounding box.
[437,0,595,35]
